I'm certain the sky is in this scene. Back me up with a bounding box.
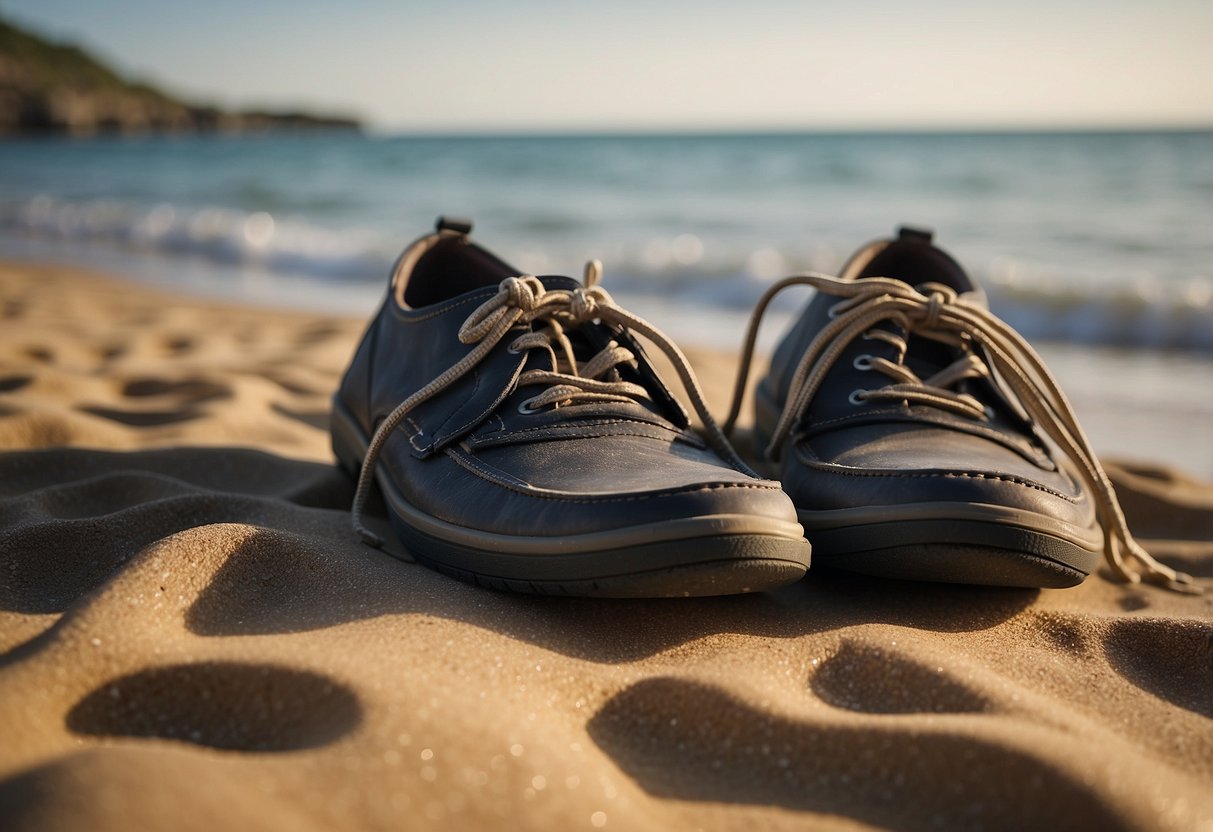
[3,0,1211,133]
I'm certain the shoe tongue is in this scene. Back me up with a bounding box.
[841,227,975,382]
[498,275,686,427]
[846,226,976,294]
[537,274,582,291]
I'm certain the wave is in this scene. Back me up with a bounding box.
[1,196,395,282]
[2,196,1210,351]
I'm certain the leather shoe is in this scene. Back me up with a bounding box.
[333,217,811,597]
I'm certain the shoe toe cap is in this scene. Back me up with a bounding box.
[397,432,802,539]
[784,425,1098,530]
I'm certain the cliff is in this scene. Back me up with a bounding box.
[0,18,361,135]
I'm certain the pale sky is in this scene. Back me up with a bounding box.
[3,0,1211,132]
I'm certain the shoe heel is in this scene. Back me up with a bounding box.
[330,396,369,480]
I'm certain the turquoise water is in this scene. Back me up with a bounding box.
[1,130,1211,348]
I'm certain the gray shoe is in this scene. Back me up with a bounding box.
[332,218,810,597]
[726,227,1194,591]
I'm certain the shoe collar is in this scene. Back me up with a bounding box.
[839,225,984,305]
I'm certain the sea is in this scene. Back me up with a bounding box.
[1,130,1211,469]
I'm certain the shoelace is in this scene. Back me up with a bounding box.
[724,272,1200,594]
[352,261,752,547]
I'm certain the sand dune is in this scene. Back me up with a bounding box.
[0,261,1210,831]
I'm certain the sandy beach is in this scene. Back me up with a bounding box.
[0,260,1210,831]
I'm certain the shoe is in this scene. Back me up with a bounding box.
[725,226,1195,591]
[332,217,810,597]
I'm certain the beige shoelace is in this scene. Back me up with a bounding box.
[724,272,1199,593]
[351,262,751,547]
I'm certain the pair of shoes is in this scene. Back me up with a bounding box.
[332,218,1196,597]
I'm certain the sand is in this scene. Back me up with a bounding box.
[0,260,1210,831]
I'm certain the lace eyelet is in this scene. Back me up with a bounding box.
[517,400,538,415]
[852,354,874,371]
[848,389,867,406]
[983,405,996,420]
[506,340,522,355]
[827,305,841,320]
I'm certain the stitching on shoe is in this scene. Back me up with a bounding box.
[479,426,664,443]
[390,293,488,323]
[405,416,427,452]
[474,426,691,448]
[442,360,529,445]
[445,443,532,489]
[503,418,638,433]
[433,365,484,437]
[444,446,777,502]
[468,420,708,452]
[799,406,913,429]
[801,407,1049,462]
[793,444,1077,501]
[485,418,682,438]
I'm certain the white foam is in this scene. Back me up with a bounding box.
[7,197,395,282]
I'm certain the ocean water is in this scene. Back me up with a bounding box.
[1,130,1212,472]
[1,130,1211,350]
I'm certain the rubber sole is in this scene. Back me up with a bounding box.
[800,513,1102,588]
[331,398,811,597]
[754,384,1102,589]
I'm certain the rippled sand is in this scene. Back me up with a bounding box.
[1,262,1210,831]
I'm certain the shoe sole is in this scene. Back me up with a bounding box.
[797,505,1103,589]
[331,399,811,597]
[754,386,1102,589]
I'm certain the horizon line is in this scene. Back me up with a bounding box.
[361,122,1213,140]
[4,123,1211,143]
